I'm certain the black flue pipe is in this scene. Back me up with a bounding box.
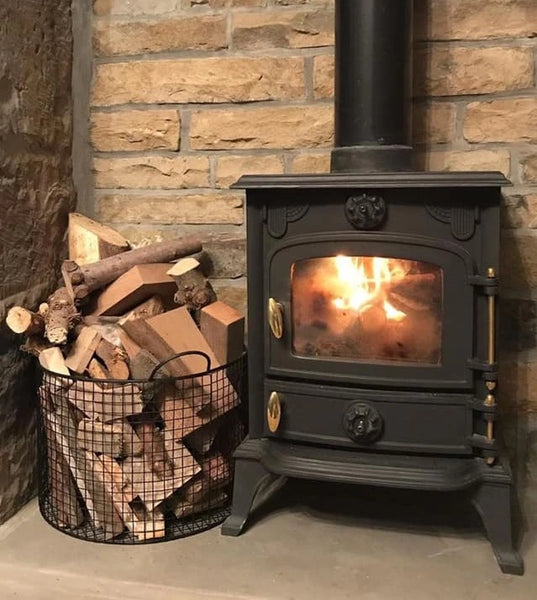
[330,0,414,173]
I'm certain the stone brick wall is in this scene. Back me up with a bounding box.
[0,1,75,523]
[88,1,537,481]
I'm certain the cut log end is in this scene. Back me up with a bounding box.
[6,307,45,336]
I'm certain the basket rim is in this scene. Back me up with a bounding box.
[39,349,246,385]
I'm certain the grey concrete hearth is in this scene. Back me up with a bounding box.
[0,479,535,600]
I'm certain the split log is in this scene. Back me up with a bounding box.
[76,420,142,458]
[119,330,170,380]
[95,338,129,380]
[117,295,165,327]
[199,301,244,364]
[167,258,216,315]
[39,347,70,376]
[121,307,239,412]
[65,327,102,373]
[135,422,174,480]
[122,450,200,512]
[96,455,139,533]
[45,398,124,539]
[6,307,45,336]
[67,381,144,422]
[21,335,54,357]
[91,264,177,317]
[132,511,165,541]
[45,425,85,529]
[61,236,202,303]
[68,212,130,265]
[40,287,80,344]
[182,452,231,506]
[86,358,112,382]
[100,454,136,502]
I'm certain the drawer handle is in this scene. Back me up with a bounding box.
[267,391,282,433]
[268,298,284,339]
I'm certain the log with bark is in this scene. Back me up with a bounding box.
[167,257,216,317]
[6,307,45,336]
[61,236,202,303]
[40,287,80,345]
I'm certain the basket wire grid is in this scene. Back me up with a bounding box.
[37,351,246,543]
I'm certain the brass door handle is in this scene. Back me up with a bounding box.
[267,391,282,433]
[268,298,284,339]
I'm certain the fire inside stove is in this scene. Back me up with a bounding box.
[291,256,443,363]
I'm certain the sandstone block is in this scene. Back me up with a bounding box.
[98,192,244,225]
[521,155,537,184]
[91,110,180,152]
[94,16,227,56]
[93,156,209,189]
[313,54,334,99]
[93,57,304,106]
[499,360,537,414]
[464,98,537,143]
[501,233,537,290]
[502,195,537,229]
[290,152,330,173]
[415,46,534,97]
[94,0,177,15]
[232,9,334,50]
[215,154,284,188]
[188,0,266,7]
[416,0,537,41]
[420,149,510,176]
[211,281,247,316]
[190,104,333,150]
[413,102,456,144]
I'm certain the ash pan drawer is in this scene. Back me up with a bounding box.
[263,381,473,455]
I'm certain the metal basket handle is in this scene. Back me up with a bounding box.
[148,351,212,381]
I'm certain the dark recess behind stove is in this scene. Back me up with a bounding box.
[331,0,414,173]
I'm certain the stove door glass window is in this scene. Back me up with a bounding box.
[291,256,443,364]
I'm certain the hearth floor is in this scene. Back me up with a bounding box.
[0,479,535,600]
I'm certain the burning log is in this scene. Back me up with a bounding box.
[61,236,203,303]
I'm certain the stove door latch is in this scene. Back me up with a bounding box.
[268,297,284,339]
[342,402,383,445]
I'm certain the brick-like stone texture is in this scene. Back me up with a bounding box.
[421,149,510,175]
[313,54,334,99]
[94,0,177,15]
[91,110,180,151]
[190,105,333,150]
[94,156,210,188]
[98,191,244,224]
[0,0,74,524]
[501,234,537,289]
[215,154,285,188]
[521,155,537,184]
[464,98,537,143]
[290,151,330,173]
[502,194,537,229]
[413,102,456,144]
[415,46,534,97]
[94,15,228,56]
[93,57,305,106]
[231,9,334,50]
[416,0,537,41]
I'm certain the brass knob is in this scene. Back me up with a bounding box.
[268,298,284,339]
[267,391,282,433]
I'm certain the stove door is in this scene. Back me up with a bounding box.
[266,233,475,389]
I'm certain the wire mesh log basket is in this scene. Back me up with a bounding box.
[37,350,246,543]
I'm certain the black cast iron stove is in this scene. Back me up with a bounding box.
[222,0,523,575]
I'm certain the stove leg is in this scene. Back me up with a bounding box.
[222,457,275,536]
[472,481,524,575]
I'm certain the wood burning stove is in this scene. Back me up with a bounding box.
[222,0,523,575]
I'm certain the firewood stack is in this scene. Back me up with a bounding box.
[6,213,246,542]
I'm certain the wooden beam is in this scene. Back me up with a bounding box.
[65,326,102,373]
[199,301,245,364]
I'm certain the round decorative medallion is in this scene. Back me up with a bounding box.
[344,194,387,230]
[342,402,383,445]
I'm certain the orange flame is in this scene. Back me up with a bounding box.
[332,256,406,321]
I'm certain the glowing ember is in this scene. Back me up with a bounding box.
[332,255,407,321]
